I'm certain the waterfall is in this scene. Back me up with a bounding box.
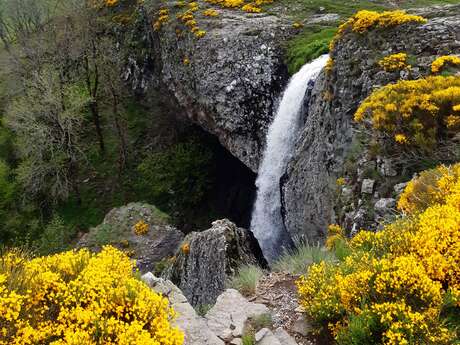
[250,55,329,264]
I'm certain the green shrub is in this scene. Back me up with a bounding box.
[37,214,69,255]
[229,264,264,295]
[137,139,214,213]
[249,313,273,330]
[241,334,255,345]
[273,243,335,275]
[195,304,213,317]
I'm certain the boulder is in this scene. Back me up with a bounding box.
[361,179,375,195]
[165,219,265,307]
[255,328,281,345]
[273,328,298,345]
[374,198,396,215]
[78,203,183,273]
[205,289,270,341]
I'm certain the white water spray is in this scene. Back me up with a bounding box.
[250,55,329,264]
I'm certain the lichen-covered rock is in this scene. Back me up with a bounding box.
[165,219,264,307]
[151,8,293,172]
[281,5,460,244]
[78,203,183,273]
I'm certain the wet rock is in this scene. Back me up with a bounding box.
[165,219,264,307]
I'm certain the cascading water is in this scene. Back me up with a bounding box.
[250,54,329,264]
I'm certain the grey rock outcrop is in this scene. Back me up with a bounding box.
[281,6,460,244]
[165,219,265,307]
[153,10,293,172]
[78,203,183,273]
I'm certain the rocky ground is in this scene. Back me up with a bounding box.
[142,271,322,345]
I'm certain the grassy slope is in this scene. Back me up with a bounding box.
[272,0,460,74]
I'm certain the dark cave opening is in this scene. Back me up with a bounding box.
[194,128,257,232]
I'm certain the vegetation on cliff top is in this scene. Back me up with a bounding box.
[284,0,460,74]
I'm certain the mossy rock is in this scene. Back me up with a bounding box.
[78,203,183,273]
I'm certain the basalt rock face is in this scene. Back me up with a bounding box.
[153,10,292,172]
[281,6,460,244]
[165,219,265,307]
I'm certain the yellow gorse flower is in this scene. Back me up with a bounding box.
[133,220,149,235]
[297,162,460,344]
[378,53,410,72]
[431,55,460,73]
[354,75,460,149]
[0,247,184,345]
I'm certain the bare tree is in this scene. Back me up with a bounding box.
[5,68,89,203]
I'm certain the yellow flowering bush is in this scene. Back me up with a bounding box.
[297,163,460,344]
[153,0,274,39]
[0,247,184,345]
[354,75,460,149]
[431,55,460,74]
[398,163,460,215]
[378,53,410,72]
[325,224,345,250]
[133,219,150,235]
[203,8,219,16]
[330,11,426,52]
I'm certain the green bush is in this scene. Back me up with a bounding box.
[37,214,69,255]
[137,139,214,214]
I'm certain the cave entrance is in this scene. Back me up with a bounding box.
[179,127,257,233]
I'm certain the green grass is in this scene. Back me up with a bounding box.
[273,243,335,275]
[286,26,336,74]
[228,264,264,296]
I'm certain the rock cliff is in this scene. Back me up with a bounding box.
[281,5,460,244]
[128,4,460,246]
[153,9,292,172]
